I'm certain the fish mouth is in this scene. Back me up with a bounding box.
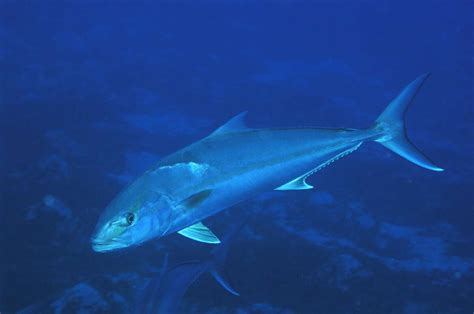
[91,237,128,253]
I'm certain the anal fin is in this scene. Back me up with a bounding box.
[275,177,313,190]
[275,142,363,191]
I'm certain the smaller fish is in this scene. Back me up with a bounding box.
[134,221,244,314]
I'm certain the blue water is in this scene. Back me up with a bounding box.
[1,1,473,313]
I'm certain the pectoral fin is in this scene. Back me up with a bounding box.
[178,222,221,244]
[179,189,213,209]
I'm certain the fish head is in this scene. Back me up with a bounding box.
[91,184,172,253]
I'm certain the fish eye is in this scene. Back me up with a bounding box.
[125,212,135,226]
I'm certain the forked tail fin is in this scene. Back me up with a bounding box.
[209,219,247,296]
[372,73,443,172]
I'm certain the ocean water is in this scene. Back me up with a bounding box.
[1,1,473,313]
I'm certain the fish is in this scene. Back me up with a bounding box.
[133,221,242,314]
[91,73,443,252]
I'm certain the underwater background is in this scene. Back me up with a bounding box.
[1,0,473,313]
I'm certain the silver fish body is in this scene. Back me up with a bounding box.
[91,74,443,252]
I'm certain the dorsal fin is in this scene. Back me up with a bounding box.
[210,112,250,136]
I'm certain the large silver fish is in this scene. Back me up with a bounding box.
[91,74,443,252]
[134,221,243,314]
